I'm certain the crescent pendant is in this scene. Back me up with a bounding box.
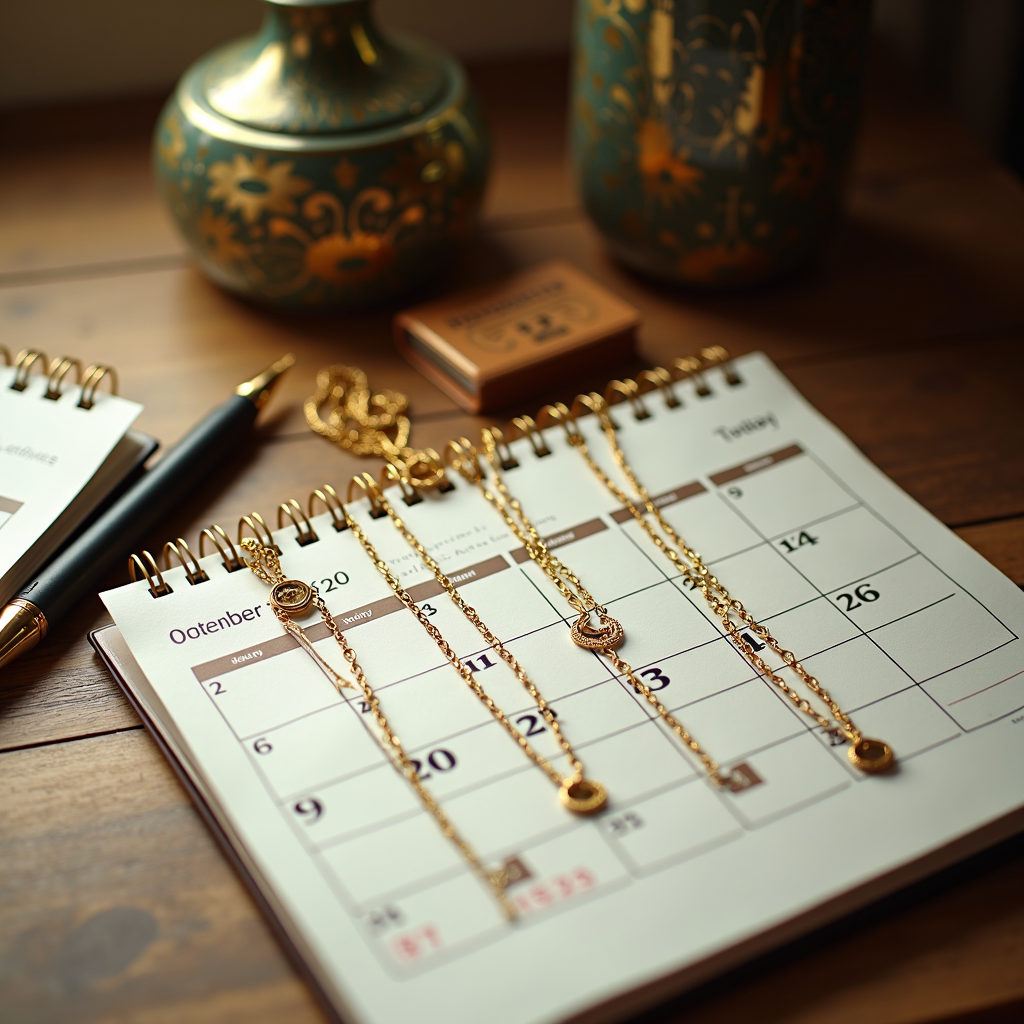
[570,611,625,650]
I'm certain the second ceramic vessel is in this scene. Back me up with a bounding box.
[572,0,871,288]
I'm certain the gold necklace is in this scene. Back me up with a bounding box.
[447,434,730,786]
[304,364,445,490]
[239,537,516,919]
[544,394,894,774]
[345,473,607,815]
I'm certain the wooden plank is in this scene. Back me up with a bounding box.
[0,267,463,442]
[0,723,1021,1024]
[0,728,324,1023]
[955,519,1024,587]
[852,44,992,182]
[0,95,184,278]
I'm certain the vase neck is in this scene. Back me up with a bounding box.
[204,0,446,135]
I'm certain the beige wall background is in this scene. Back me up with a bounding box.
[0,0,574,104]
[0,0,1018,161]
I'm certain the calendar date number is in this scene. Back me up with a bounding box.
[515,708,557,737]
[513,867,596,914]
[368,904,404,933]
[410,748,457,780]
[638,666,671,691]
[778,530,818,555]
[834,583,880,612]
[391,923,442,961]
[607,812,644,835]
[464,652,495,673]
[293,798,323,824]
[311,570,350,594]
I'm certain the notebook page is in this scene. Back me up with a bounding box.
[0,365,142,585]
[100,352,1024,1024]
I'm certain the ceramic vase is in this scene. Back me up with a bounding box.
[153,0,490,310]
[572,0,871,288]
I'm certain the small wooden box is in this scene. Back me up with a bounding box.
[393,261,639,413]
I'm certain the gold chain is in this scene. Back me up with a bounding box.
[304,365,445,489]
[344,477,607,815]
[550,392,893,774]
[239,537,516,919]
[448,434,729,786]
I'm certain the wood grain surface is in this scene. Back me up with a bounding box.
[1,47,1022,1024]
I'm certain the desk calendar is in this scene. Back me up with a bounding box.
[93,352,1024,1024]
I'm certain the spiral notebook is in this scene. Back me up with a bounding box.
[0,349,154,604]
[92,352,1024,1024]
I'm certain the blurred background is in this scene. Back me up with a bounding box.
[1,0,1020,177]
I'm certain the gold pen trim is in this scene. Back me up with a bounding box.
[0,599,47,671]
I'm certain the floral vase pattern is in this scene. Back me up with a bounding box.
[572,0,871,288]
[154,0,489,309]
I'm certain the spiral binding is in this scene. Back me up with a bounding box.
[4,348,120,407]
[129,346,742,597]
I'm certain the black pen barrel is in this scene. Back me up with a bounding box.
[21,394,258,624]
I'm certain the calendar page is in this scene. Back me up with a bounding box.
[0,363,142,600]
[99,353,1024,1024]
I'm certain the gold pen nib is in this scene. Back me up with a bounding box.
[235,353,296,409]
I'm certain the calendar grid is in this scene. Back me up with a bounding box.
[183,439,1023,977]
[209,440,1024,958]
[801,448,1021,687]
[709,451,1003,733]
[915,639,1017,687]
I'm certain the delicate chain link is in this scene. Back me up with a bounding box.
[565,400,862,744]
[449,436,727,785]
[342,495,588,794]
[304,364,445,489]
[240,538,515,919]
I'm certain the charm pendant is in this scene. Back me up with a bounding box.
[270,579,315,617]
[570,611,624,650]
[559,777,607,815]
[847,737,894,773]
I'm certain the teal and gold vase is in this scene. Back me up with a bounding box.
[572,0,871,288]
[154,0,489,309]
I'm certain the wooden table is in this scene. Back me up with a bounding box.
[1,47,1022,1024]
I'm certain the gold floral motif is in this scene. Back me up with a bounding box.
[772,140,826,198]
[381,133,466,208]
[677,240,771,284]
[268,189,425,293]
[637,119,702,208]
[197,208,250,267]
[332,158,361,190]
[207,154,313,224]
[157,113,187,171]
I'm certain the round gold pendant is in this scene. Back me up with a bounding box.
[570,612,624,650]
[270,579,315,617]
[559,777,607,815]
[848,737,894,773]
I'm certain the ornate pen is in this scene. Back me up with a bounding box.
[0,354,295,671]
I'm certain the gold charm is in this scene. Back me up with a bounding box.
[570,611,624,650]
[559,777,607,815]
[847,737,894,773]
[270,579,315,617]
